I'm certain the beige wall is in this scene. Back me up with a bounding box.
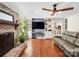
[67,13,79,32]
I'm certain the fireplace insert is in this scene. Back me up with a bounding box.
[0,32,14,56]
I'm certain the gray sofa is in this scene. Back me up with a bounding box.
[54,31,79,57]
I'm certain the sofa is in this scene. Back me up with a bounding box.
[54,31,79,57]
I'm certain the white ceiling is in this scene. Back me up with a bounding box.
[3,2,79,18]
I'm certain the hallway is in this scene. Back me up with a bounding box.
[21,39,66,57]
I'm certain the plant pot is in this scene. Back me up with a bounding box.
[19,39,25,43]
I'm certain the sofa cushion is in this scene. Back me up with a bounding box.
[63,31,69,35]
[68,32,78,37]
[74,38,79,47]
[68,32,73,35]
[76,33,79,38]
[54,37,61,43]
[63,43,76,56]
[66,36,76,44]
[72,32,78,37]
[73,48,79,56]
[61,35,67,40]
[57,39,68,46]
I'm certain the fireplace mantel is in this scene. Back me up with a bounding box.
[0,19,19,25]
[0,19,19,29]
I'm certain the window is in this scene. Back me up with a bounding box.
[0,11,13,21]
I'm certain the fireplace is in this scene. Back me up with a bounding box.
[0,3,19,56]
[0,32,14,56]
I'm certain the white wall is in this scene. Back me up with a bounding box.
[27,18,32,39]
[67,13,79,32]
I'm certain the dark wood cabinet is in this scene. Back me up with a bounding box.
[0,32,14,56]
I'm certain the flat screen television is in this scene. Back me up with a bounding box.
[32,22,44,29]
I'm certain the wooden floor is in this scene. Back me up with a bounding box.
[21,39,66,57]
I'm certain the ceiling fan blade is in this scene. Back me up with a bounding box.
[51,11,56,16]
[42,8,53,12]
[57,7,74,12]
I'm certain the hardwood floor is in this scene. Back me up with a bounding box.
[21,39,66,57]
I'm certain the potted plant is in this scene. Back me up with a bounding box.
[19,33,25,43]
[17,18,28,43]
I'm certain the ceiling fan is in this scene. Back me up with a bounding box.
[42,3,74,16]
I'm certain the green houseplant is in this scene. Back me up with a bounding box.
[17,18,28,43]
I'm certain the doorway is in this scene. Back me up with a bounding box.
[32,18,45,39]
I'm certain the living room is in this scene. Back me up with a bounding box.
[0,1,79,58]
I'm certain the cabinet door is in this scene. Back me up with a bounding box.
[0,32,14,56]
[0,35,3,56]
[2,33,8,55]
[8,32,14,50]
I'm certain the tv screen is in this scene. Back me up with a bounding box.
[32,22,44,29]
